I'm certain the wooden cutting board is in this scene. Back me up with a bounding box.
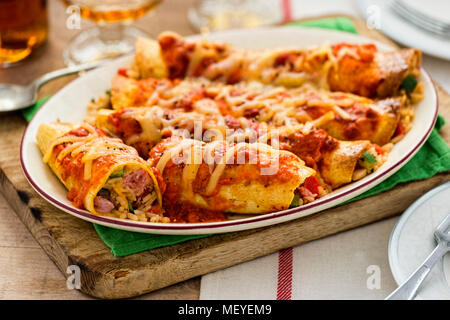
[1,17,449,299]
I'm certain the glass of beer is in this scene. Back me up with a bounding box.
[63,0,162,66]
[0,0,49,68]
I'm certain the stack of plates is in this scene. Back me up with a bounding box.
[392,0,450,38]
[357,0,450,61]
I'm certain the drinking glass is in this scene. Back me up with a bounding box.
[0,0,49,68]
[62,0,162,66]
[188,0,282,32]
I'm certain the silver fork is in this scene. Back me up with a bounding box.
[0,60,103,113]
[386,214,450,300]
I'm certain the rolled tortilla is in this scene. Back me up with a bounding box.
[106,75,402,146]
[98,107,384,190]
[130,33,421,98]
[320,140,372,189]
[303,95,401,146]
[328,44,422,98]
[147,137,316,220]
[36,122,163,221]
[260,125,383,189]
[95,106,230,158]
[129,37,168,79]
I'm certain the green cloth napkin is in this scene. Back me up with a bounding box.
[287,17,358,34]
[93,226,211,257]
[24,17,450,257]
[22,96,49,122]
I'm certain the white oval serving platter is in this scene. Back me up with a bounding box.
[20,27,438,235]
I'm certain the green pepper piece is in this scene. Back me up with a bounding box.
[109,168,124,178]
[400,75,418,93]
[362,151,377,164]
[289,194,301,208]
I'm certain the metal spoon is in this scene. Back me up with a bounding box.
[0,61,103,112]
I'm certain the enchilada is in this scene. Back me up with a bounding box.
[36,122,164,222]
[107,75,403,145]
[96,107,385,189]
[147,136,316,222]
[129,32,422,99]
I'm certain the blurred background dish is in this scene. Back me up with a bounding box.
[389,182,450,300]
[62,0,162,66]
[0,0,49,68]
[188,0,283,32]
[356,0,450,61]
[391,0,450,38]
[398,0,450,26]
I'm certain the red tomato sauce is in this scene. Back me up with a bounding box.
[332,43,377,62]
[158,34,193,79]
[109,110,142,140]
[157,161,226,223]
[335,104,381,140]
[62,153,117,209]
[54,128,120,209]
[278,128,338,170]
[163,200,226,223]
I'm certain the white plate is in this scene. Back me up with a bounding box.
[389,182,450,300]
[399,0,450,26]
[20,27,438,235]
[356,0,450,61]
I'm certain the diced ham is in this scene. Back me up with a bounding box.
[224,115,241,130]
[123,169,151,196]
[243,108,260,119]
[94,196,115,213]
[299,187,317,204]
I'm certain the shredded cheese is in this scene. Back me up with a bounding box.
[45,124,138,180]
[155,138,286,198]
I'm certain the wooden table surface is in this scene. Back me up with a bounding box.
[0,0,200,300]
[1,0,447,300]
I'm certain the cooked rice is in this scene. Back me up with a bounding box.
[85,94,111,124]
[99,165,170,223]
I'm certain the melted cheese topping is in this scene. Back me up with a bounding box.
[155,138,289,198]
[257,124,306,144]
[186,41,217,76]
[156,34,343,89]
[156,139,201,174]
[113,63,384,142]
[120,104,230,148]
[123,76,379,134]
[44,123,138,180]
[125,107,165,145]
